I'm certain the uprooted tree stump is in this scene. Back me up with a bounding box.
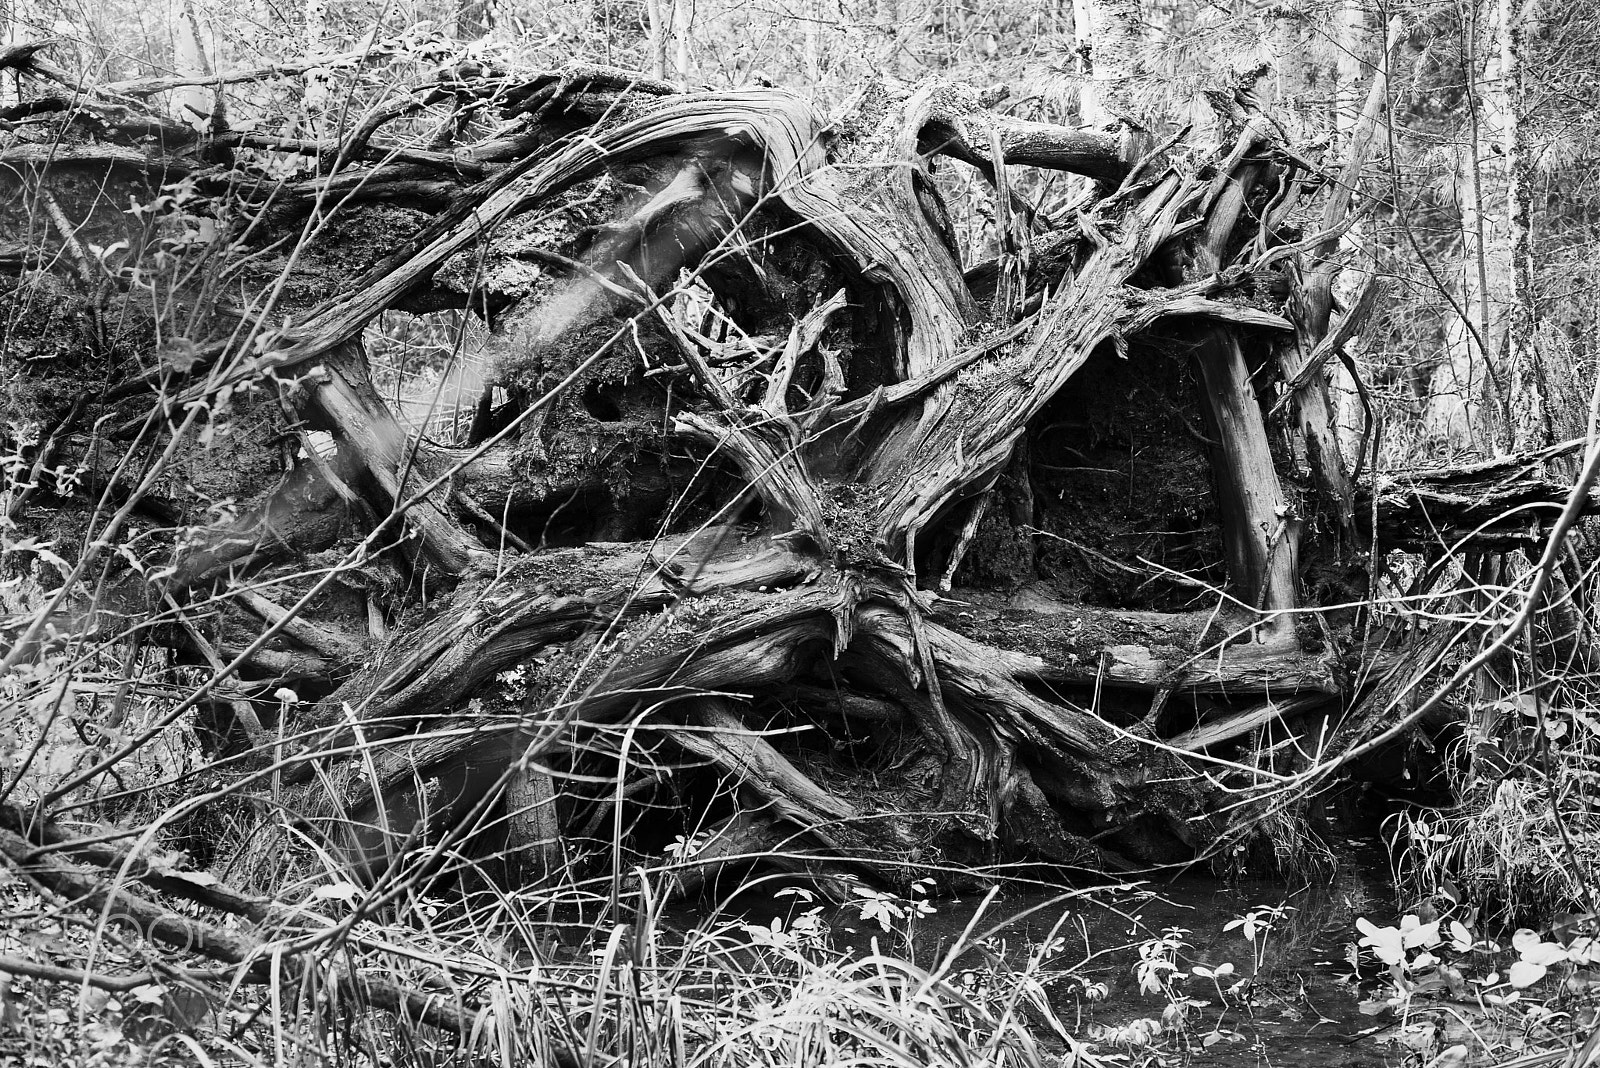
[3,45,1592,898]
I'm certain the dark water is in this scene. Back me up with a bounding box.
[728,840,1409,1066]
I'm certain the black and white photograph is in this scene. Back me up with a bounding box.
[3,1,1600,1063]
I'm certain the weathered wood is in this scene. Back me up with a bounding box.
[236,590,366,665]
[1170,695,1332,752]
[866,172,1202,567]
[667,699,863,844]
[1185,160,1300,625]
[929,598,1341,694]
[312,343,488,576]
[1360,439,1595,549]
[1288,24,1400,523]
[13,45,1586,892]
[287,536,811,754]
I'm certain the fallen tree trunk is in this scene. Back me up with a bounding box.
[3,41,1592,898]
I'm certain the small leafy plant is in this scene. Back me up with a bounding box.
[1355,903,1600,1020]
[1224,903,1294,976]
[849,877,936,935]
[1134,925,1190,998]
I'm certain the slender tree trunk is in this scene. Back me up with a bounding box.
[170,0,213,131]
[646,0,670,80]
[803,0,821,83]
[1331,0,1372,464]
[1425,0,1515,453]
[1073,0,1140,129]
[673,0,693,84]
[1501,0,1548,453]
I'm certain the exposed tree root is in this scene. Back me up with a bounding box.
[5,45,1593,902]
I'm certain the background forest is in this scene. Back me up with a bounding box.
[5,0,1600,1065]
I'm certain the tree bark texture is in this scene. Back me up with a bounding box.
[2,45,1592,895]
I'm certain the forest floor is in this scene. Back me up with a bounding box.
[3,823,1597,1068]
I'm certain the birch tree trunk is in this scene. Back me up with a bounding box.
[673,0,693,84]
[170,0,214,131]
[646,0,671,80]
[1073,0,1141,129]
